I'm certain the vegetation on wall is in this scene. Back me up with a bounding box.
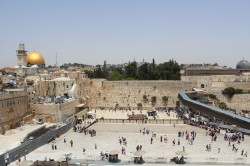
[162,96,169,105]
[143,95,148,103]
[137,103,142,109]
[219,102,227,109]
[208,94,217,100]
[222,87,244,98]
[151,96,157,105]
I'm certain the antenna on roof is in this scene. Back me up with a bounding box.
[56,52,58,66]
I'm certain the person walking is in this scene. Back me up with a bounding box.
[52,142,54,150]
[70,140,73,147]
[54,142,57,150]
[64,136,66,143]
[151,137,153,144]
[95,144,97,149]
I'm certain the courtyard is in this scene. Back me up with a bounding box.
[12,123,250,165]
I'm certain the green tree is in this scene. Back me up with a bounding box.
[138,63,149,80]
[93,65,103,78]
[102,60,108,79]
[108,71,123,80]
[125,61,138,79]
[84,70,94,78]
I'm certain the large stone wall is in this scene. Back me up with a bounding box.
[87,80,196,108]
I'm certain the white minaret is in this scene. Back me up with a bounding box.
[16,43,27,66]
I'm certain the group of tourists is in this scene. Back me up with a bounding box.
[118,136,127,146]
[136,145,142,151]
[225,132,247,157]
[204,125,248,157]
[140,128,150,135]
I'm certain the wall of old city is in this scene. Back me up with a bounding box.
[87,80,196,108]
[31,98,80,122]
[36,78,76,97]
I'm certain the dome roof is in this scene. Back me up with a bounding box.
[234,78,247,82]
[236,59,250,69]
[26,52,45,65]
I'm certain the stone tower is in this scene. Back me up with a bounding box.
[16,43,27,66]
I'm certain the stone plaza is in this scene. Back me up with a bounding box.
[10,121,250,166]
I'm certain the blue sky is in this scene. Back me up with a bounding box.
[0,0,249,68]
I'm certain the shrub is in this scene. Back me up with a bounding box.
[219,102,227,109]
[235,89,243,94]
[222,87,236,98]
[208,94,216,99]
[151,96,157,105]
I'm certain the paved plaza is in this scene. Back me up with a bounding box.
[11,123,250,166]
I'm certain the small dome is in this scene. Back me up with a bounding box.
[236,59,250,69]
[234,78,247,82]
[26,52,45,65]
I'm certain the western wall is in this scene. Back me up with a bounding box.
[85,79,196,108]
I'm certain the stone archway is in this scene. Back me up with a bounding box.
[201,84,205,88]
[45,116,53,123]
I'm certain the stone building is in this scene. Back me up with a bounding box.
[0,90,29,134]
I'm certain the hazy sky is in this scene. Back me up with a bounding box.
[0,0,249,68]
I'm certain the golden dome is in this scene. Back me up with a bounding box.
[26,52,45,65]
